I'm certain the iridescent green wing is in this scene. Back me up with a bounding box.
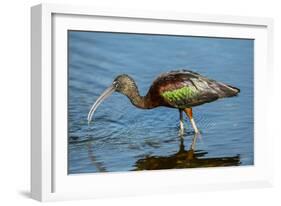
[157,71,220,108]
[161,86,197,102]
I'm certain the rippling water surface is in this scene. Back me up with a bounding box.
[68,31,253,174]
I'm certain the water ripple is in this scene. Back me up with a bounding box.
[68,31,254,174]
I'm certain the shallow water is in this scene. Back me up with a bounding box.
[68,31,253,174]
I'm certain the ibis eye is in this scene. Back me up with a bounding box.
[113,81,119,88]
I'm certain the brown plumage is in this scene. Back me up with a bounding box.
[87,69,240,135]
[146,70,240,108]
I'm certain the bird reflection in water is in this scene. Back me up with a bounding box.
[134,134,241,171]
[87,142,107,172]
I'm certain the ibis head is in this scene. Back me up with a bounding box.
[87,74,140,124]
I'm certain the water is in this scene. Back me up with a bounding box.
[68,31,254,174]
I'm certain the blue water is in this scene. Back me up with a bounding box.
[68,31,254,174]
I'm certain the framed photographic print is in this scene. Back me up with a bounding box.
[31,3,274,201]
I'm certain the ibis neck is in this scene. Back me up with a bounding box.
[123,84,157,109]
[126,88,148,109]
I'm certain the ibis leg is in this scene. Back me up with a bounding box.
[179,109,184,136]
[190,133,199,150]
[184,108,200,134]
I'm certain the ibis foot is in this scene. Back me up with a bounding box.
[190,133,199,150]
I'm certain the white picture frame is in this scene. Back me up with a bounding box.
[31,3,274,202]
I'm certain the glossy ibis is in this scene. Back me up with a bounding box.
[87,70,240,134]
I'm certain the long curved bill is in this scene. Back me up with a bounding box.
[87,85,116,124]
